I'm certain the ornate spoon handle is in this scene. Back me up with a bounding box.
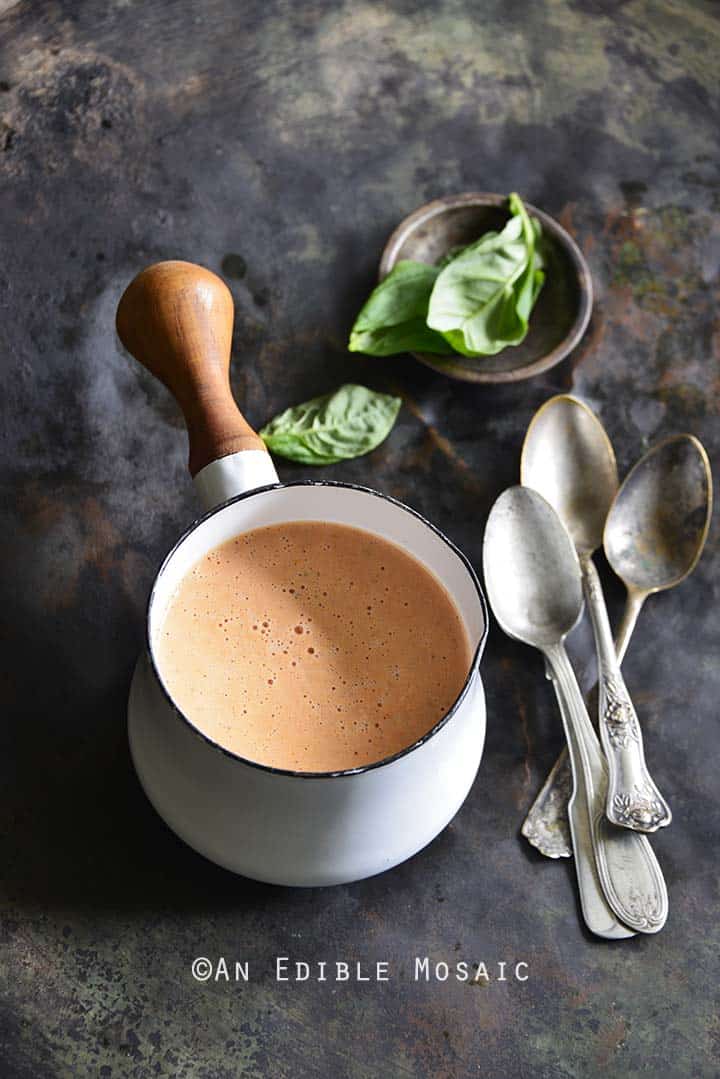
[520,741,573,858]
[545,664,635,938]
[545,644,668,934]
[521,591,644,858]
[581,556,672,833]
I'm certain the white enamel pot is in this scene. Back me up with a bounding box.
[118,262,488,887]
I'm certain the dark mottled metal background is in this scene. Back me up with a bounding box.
[1,1,718,1076]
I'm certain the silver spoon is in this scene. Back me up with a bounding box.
[523,431,712,858]
[605,433,713,650]
[483,486,667,936]
[521,395,672,834]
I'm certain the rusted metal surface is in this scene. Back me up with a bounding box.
[0,2,718,1076]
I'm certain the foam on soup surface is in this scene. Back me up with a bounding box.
[155,521,472,772]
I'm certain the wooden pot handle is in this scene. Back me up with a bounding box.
[116,260,268,476]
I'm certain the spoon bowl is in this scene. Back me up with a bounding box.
[483,486,583,647]
[605,434,713,596]
[521,394,618,553]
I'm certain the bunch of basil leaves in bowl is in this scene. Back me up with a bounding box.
[349,192,592,384]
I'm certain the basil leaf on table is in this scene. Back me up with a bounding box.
[348,261,449,355]
[427,193,544,357]
[260,384,402,465]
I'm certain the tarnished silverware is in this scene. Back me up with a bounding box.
[523,431,713,858]
[521,395,671,834]
[483,486,667,936]
[544,668,635,938]
[523,620,634,859]
[604,433,713,653]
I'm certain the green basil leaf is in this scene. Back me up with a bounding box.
[348,261,449,355]
[436,243,470,268]
[426,193,545,357]
[260,384,402,465]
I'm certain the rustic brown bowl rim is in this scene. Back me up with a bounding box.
[378,191,593,384]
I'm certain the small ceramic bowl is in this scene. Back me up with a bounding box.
[379,192,593,384]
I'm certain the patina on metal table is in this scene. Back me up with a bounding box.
[0,2,718,1076]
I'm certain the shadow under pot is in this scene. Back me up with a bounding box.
[118,261,488,886]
